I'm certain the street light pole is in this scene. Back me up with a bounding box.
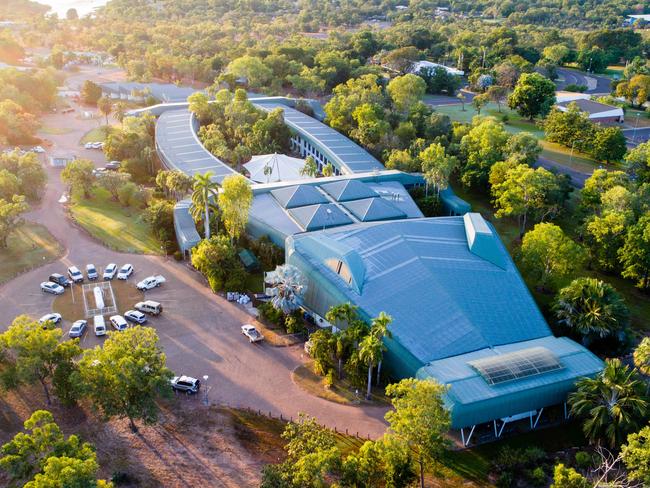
[633,112,640,143]
[202,374,209,406]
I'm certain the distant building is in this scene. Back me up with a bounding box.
[100,82,204,104]
[625,14,650,25]
[410,60,464,77]
[555,96,624,123]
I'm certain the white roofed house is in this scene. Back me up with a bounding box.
[409,60,465,77]
[555,98,624,124]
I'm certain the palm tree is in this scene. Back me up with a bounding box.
[114,101,127,125]
[266,264,307,314]
[569,358,648,447]
[190,171,219,239]
[371,312,393,385]
[553,278,629,344]
[634,337,650,376]
[358,333,385,400]
[326,303,368,379]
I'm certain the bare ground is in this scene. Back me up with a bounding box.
[0,385,287,487]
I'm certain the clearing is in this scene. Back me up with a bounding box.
[80,125,117,145]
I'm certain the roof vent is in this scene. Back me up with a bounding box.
[463,213,507,269]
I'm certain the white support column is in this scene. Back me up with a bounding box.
[564,402,568,419]
[530,411,533,429]
[497,419,507,438]
[465,425,476,446]
[493,420,498,438]
[460,428,465,446]
[533,408,544,429]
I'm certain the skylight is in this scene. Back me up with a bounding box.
[468,347,563,386]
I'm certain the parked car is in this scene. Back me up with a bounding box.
[117,264,133,280]
[136,275,165,291]
[48,273,70,287]
[41,281,65,295]
[134,300,162,315]
[170,376,200,394]
[69,320,87,338]
[105,161,121,170]
[92,168,107,177]
[32,146,45,154]
[86,264,98,280]
[39,313,62,326]
[109,315,128,331]
[84,142,94,149]
[124,309,147,324]
[241,324,264,343]
[103,263,117,280]
[91,142,103,149]
[67,266,84,283]
[93,315,106,336]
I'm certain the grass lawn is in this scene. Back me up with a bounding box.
[292,361,389,406]
[435,102,599,173]
[69,187,162,254]
[0,222,63,284]
[40,124,74,135]
[79,125,116,145]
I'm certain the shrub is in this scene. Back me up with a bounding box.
[324,369,334,388]
[285,313,306,334]
[574,451,592,470]
[501,114,510,124]
[117,181,138,207]
[408,186,442,217]
[565,84,587,93]
[528,466,546,486]
[259,301,284,327]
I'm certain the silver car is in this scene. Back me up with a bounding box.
[41,281,64,295]
[69,320,87,338]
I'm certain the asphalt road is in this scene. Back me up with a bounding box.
[555,68,612,94]
[623,127,650,148]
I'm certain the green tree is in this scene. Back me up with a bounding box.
[226,55,272,90]
[419,142,457,196]
[543,105,594,150]
[569,358,648,447]
[624,141,650,184]
[553,277,629,344]
[188,92,213,124]
[0,194,27,248]
[218,174,252,242]
[486,85,509,112]
[0,315,81,405]
[324,74,385,136]
[300,156,318,178]
[520,223,584,291]
[322,163,334,177]
[0,168,20,200]
[550,464,590,488]
[308,328,335,376]
[621,425,650,485]
[505,132,542,166]
[190,171,219,239]
[633,337,650,376]
[97,97,113,126]
[61,159,95,198]
[580,169,629,213]
[76,327,173,433]
[0,150,46,201]
[618,213,650,290]
[98,171,130,201]
[190,235,246,292]
[113,101,127,125]
[370,312,392,385]
[508,72,556,120]
[387,74,426,113]
[0,410,110,487]
[492,164,561,237]
[80,80,103,105]
[143,199,176,251]
[591,127,627,164]
[471,93,489,115]
[358,333,383,400]
[385,378,450,488]
[386,149,419,172]
[460,117,509,188]
[342,437,415,488]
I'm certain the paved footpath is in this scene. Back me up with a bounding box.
[0,66,389,438]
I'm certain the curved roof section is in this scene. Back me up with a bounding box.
[289,216,551,364]
[254,101,384,174]
[155,108,239,184]
[343,198,407,222]
[321,179,379,202]
[174,200,201,254]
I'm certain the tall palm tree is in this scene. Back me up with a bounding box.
[569,358,648,447]
[553,277,629,344]
[190,171,219,239]
[371,312,393,385]
[358,333,385,400]
[266,264,307,314]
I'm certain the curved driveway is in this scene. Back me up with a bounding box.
[0,70,389,438]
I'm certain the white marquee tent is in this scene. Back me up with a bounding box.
[244,153,308,184]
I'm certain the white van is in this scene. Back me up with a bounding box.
[93,315,106,336]
[134,300,163,315]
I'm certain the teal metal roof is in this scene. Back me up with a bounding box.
[288,204,353,231]
[174,200,201,254]
[271,185,328,209]
[343,198,407,222]
[320,180,379,202]
[440,187,472,215]
[288,215,551,363]
[464,213,507,269]
[417,336,603,428]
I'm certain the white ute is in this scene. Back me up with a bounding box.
[136,275,165,291]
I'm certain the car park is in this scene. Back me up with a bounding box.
[136,275,165,291]
[170,375,200,394]
[117,264,133,280]
[41,281,65,295]
[134,300,162,315]
[241,324,264,343]
[124,309,147,324]
[86,264,98,280]
[69,320,87,338]
[93,315,106,336]
[103,263,117,280]
[109,315,128,331]
[48,273,70,287]
[39,313,62,326]
[67,266,84,283]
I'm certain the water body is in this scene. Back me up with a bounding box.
[43,0,109,18]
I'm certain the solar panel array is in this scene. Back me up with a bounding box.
[468,347,563,386]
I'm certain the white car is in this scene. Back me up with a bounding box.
[92,142,103,149]
[67,266,84,283]
[93,315,106,336]
[136,275,165,291]
[109,315,129,331]
[69,320,87,338]
[124,309,147,324]
[41,281,64,295]
[84,142,94,149]
[86,264,98,280]
[103,263,117,280]
[117,264,133,280]
[241,324,264,343]
[32,146,45,154]
[39,313,62,326]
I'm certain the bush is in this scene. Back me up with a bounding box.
[501,114,510,124]
[117,181,138,207]
[285,313,306,334]
[324,369,334,388]
[258,301,284,327]
[408,186,442,217]
[173,250,183,261]
[528,466,546,486]
[496,472,513,488]
[574,451,592,470]
[565,83,587,93]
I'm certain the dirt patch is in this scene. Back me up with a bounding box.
[0,386,284,487]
